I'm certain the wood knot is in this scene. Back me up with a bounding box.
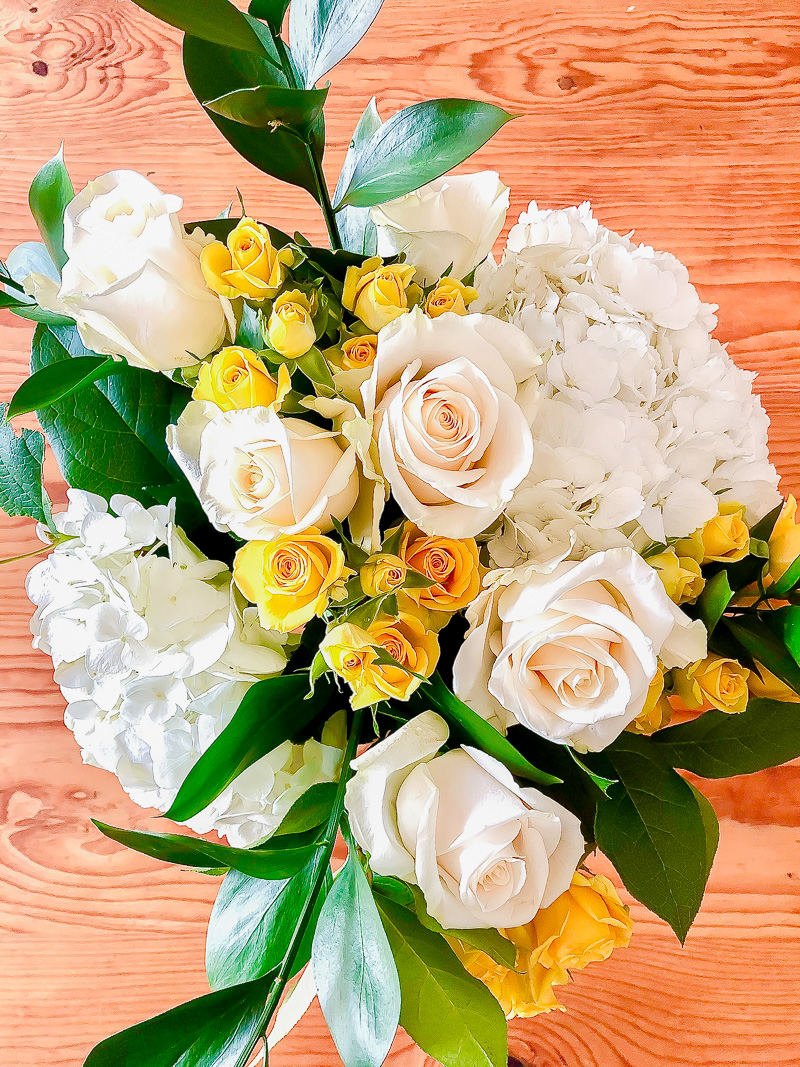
[32,60,48,76]
[557,75,576,91]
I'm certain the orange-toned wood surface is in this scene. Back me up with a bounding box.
[2,0,800,1063]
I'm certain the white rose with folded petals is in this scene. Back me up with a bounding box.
[362,308,539,538]
[167,402,359,540]
[43,170,226,372]
[345,712,584,930]
[371,172,510,285]
[453,547,706,751]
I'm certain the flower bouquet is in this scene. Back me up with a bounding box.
[2,1,800,1065]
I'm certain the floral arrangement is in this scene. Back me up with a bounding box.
[2,2,800,1065]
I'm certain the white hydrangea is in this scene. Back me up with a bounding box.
[27,490,344,846]
[475,202,781,566]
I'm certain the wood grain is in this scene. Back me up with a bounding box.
[1,0,800,1063]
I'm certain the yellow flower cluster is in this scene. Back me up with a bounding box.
[397,523,482,618]
[677,501,750,565]
[193,346,288,411]
[201,217,293,300]
[343,257,416,331]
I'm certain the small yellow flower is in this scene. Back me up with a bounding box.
[424,277,478,318]
[673,654,750,714]
[768,495,800,583]
[192,346,280,411]
[747,662,800,703]
[647,548,705,605]
[342,257,416,332]
[399,524,482,613]
[627,668,673,734]
[267,289,316,359]
[200,217,294,300]
[233,529,351,633]
[678,502,750,565]
[453,871,633,1020]
[341,333,378,370]
[360,553,407,598]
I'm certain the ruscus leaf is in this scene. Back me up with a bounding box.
[7,355,119,418]
[130,0,268,54]
[28,146,74,270]
[334,98,382,254]
[205,83,328,138]
[290,0,385,89]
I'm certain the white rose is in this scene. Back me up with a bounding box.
[50,171,226,372]
[167,401,359,540]
[371,172,510,285]
[453,547,707,752]
[345,712,584,930]
[362,308,539,538]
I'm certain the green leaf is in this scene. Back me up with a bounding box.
[334,98,382,254]
[8,355,119,419]
[93,819,317,880]
[695,569,733,635]
[249,0,290,29]
[763,606,800,670]
[289,0,385,88]
[651,697,800,777]
[408,673,559,786]
[164,673,335,822]
[568,748,616,797]
[335,100,514,210]
[773,553,800,597]
[595,733,710,943]
[82,968,276,1067]
[0,403,51,525]
[274,782,337,836]
[28,146,74,271]
[295,347,335,390]
[205,83,328,138]
[374,894,507,1067]
[397,883,517,970]
[313,849,401,1066]
[724,616,800,694]
[130,0,268,54]
[685,780,720,885]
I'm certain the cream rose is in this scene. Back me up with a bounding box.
[371,172,510,285]
[362,308,539,538]
[35,171,226,372]
[453,547,707,752]
[345,712,584,930]
[167,402,359,540]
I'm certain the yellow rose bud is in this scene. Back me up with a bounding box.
[424,277,478,318]
[678,501,750,565]
[200,217,294,300]
[233,529,351,633]
[360,553,407,598]
[627,668,673,734]
[341,333,378,370]
[267,289,316,359]
[769,494,800,583]
[673,654,750,714]
[192,346,279,411]
[748,662,800,703]
[342,257,416,332]
[452,871,632,1020]
[321,612,439,708]
[647,548,705,605]
[399,524,482,613]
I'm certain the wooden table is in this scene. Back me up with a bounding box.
[1,1,799,1064]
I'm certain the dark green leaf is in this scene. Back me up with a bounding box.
[313,849,400,1066]
[695,569,733,635]
[651,697,800,777]
[685,781,720,885]
[375,894,507,1067]
[724,616,800,694]
[0,402,51,525]
[773,553,800,597]
[334,98,382,254]
[595,733,710,943]
[131,0,268,54]
[568,748,616,797]
[335,99,514,210]
[93,819,316,880]
[274,782,337,836]
[763,606,800,669]
[408,673,559,786]
[249,0,290,29]
[205,83,328,138]
[164,673,335,822]
[82,968,275,1067]
[8,355,119,419]
[290,0,385,88]
[28,146,74,271]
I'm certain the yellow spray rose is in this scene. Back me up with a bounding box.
[748,662,800,703]
[647,548,705,605]
[627,668,673,735]
[360,553,407,598]
[673,654,750,714]
[267,289,316,359]
[200,217,294,300]
[424,277,478,318]
[342,257,416,332]
[678,501,750,565]
[341,333,378,370]
[192,346,281,411]
[233,529,351,633]
[769,494,800,583]
[321,612,438,708]
[399,524,482,613]
[453,871,632,1019]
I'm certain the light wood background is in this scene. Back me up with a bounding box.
[2,0,800,1064]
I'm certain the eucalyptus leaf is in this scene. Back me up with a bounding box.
[205,83,328,137]
[290,0,385,89]
[334,98,382,254]
[28,146,74,270]
[7,355,119,418]
[335,99,514,210]
[130,0,268,54]
[0,402,51,525]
